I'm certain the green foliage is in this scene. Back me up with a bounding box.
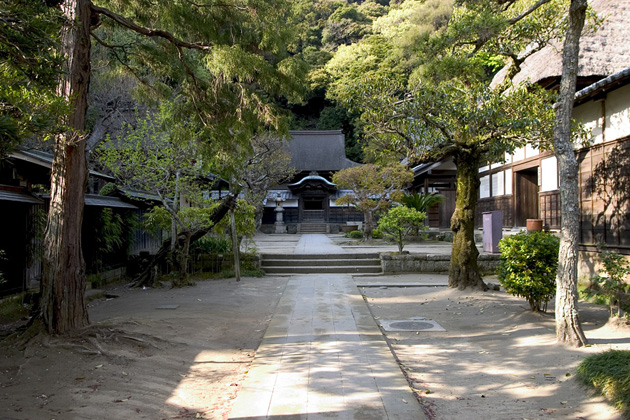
[99,183,118,197]
[98,208,125,254]
[0,0,65,156]
[498,231,560,311]
[377,206,426,253]
[214,200,257,245]
[586,247,630,319]
[191,236,232,255]
[400,192,444,213]
[322,4,373,51]
[354,76,555,163]
[577,350,630,418]
[345,230,363,239]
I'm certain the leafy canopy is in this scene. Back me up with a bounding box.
[0,0,65,156]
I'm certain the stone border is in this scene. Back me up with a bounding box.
[380,252,500,275]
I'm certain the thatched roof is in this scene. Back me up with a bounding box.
[287,130,360,172]
[492,0,630,88]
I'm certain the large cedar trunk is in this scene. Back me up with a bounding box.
[553,0,588,347]
[41,0,92,334]
[449,152,487,290]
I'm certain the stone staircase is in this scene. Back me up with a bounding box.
[298,223,328,233]
[261,253,382,275]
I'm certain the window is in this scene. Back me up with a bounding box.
[505,168,512,195]
[492,171,504,196]
[540,156,558,191]
[480,175,490,199]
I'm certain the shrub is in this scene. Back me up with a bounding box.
[498,231,560,312]
[399,192,444,213]
[377,206,426,253]
[191,236,231,255]
[586,246,630,319]
[345,230,363,239]
[577,350,630,418]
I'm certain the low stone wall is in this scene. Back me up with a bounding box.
[380,252,500,275]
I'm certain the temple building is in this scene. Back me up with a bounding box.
[260,130,364,234]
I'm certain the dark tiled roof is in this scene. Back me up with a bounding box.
[287,130,361,172]
[574,66,630,104]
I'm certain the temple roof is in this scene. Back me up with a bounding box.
[287,130,361,172]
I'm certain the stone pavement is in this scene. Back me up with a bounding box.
[229,234,428,419]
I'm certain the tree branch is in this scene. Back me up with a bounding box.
[507,0,552,25]
[90,4,213,51]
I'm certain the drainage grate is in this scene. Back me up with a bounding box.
[379,318,445,332]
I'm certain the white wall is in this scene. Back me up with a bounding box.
[605,83,630,142]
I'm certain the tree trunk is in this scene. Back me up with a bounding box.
[41,0,92,334]
[363,211,374,241]
[553,0,588,347]
[449,152,487,290]
[230,208,241,282]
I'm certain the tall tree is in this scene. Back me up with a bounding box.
[42,0,92,334]
[553,0,588,347]
[354,77,553,289]
[328,0,576,289]
[41,0,303,334]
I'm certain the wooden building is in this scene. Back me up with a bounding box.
[260,130,364,233]
[0,149,159,296]
[477,0,630,278]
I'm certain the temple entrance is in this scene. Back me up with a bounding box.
[301,195,327,222]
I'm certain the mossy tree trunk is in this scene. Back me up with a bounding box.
[449,151,488,291]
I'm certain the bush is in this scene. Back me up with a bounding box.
[345,230,363,239]
[498,231,560,312]
[577,350,630,418]
[586,246,630,319]
[377,206,426,253]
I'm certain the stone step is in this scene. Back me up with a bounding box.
[262,258,381,267]
[299,224,328,233]
[262,265,382,274]
[262,253,380,260]
[260,252,382,274]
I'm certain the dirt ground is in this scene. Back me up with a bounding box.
[1,274,629,420]
[361,275,630,420]
[1,276,288,420]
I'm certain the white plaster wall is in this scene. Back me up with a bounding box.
[605,83,630,142]
[573,100,604,145]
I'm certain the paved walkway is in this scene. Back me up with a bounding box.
[294,233,346,254]
[229,234,428,419]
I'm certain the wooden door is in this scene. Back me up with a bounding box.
[515,169,539,226]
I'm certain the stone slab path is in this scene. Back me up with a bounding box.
[228,273,427,420]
